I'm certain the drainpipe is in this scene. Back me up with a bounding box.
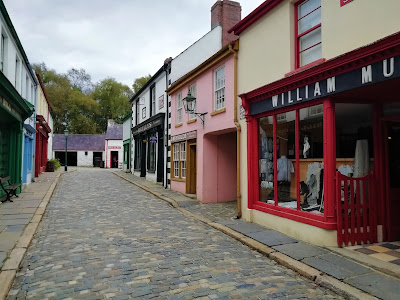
[229,40,241,219]
[164,62,170,189]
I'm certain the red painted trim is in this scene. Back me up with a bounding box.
[228,0,284,35]
[383,121,392,241]
[285,59,326,78]
[241,32,400,105]
[295,109,300,210]
[105,139,122,141]
[252,202,337,230]
[340,0,353,7]
[273,114,278,205]
[324,99,336,221]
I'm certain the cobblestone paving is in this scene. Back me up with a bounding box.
[7,169,342,299]
[184,201,237,222]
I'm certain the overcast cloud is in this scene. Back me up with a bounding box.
[3,0,265,88]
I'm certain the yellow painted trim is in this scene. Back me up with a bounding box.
[171,178,186,182]
[186,118,197,124]
[175,123,183,128]
[166,40,239,95]
[210,108,226,116]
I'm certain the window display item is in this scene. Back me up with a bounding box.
[353,139,369,178]
[277,156,294,181]
[303,135,310,158]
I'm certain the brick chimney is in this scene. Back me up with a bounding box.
[211,0,241,46]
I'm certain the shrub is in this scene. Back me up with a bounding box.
[48,158,61,170]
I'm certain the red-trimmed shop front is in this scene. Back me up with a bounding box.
[241,33,400,246]
[35,115,51,177]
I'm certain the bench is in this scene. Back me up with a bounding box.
[0,176,20,203]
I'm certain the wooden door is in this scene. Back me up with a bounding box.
[187,144,197,194]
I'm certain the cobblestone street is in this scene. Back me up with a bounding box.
[7,169,341,299]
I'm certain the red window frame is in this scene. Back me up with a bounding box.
[294,0,322,69]
[248,99,337,230]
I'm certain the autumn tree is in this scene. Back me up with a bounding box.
[67,68,94,95]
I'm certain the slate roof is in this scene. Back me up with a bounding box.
[105,124,123,140]
[53,134,105,151]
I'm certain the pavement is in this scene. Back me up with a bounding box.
[114,170,400,300]
[5,168,341,300]
[0,170,61,300]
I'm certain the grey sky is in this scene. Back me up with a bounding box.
[3,0,264,88]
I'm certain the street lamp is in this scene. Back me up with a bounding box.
[182,92,207,127]
[64,129,68,171]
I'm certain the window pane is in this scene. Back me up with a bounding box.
[259,116,275,203]
[298,0,320,18]
[299,105,324,214]
[336,103,374,176]
[276,111,297,209]
[299,27,321,52]
[300,43,321,66]
[298,7,321,34]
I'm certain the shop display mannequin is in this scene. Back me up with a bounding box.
[277,155,294,201]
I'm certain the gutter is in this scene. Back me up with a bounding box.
[228,40,242,219]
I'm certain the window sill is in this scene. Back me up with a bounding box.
[187,119,197,124]
[175,123,183,128]
[285,58,326,77]
[171,177,186,182]
[210,108,226,116]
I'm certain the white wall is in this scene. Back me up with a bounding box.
[123,116,131,141]
[170,26,222,85]
[47,114,54,160]
[77,151,93,167]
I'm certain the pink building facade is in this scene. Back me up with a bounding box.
[167,41,238,203]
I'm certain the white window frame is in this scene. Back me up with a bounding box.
[214,66,225,111]
[1,33,6,73]
[176,92,183,124]
[15,55,21,90]
[173,143,180,178]
[180,142,186,178]
[151,86,156,116]
[188,84,196,120]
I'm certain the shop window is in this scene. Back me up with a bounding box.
[299,105,324,213]
[135,100,140,125]
[176,92,183,124]
[15,55,21,89]
[214,66,225,111]
[172,142,186,179]
[148,135,156,172]
[295,0,321,67]
[0,129,9,177]
[336,103,374,177]
[188,84,197,120]
[258,104,324,214]
[259,117,274,203]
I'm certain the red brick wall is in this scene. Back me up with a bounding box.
[211,0,241,46]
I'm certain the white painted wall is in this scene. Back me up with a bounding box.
[123,116,131,141]
[47,113,54,160]
[105,139,123,168]
[77,151,93,167]
[170,26,222,85]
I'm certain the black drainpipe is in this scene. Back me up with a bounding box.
[164,61,170,189]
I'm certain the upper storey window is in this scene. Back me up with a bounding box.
[296,0,321,67]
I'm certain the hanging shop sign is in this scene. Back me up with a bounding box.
[132,116,163,136]
[250,55,400,115]
[149,136,158,143]
[340,0,353,7]
[159,95,164,109]
[171,130,197,143]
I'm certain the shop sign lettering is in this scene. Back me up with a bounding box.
[132,117,163,135]
[171,130,197,143]
[251,56,400,115]
[108,146,121,149]
[0,97,22,120]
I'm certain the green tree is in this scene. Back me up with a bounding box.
[92,78,133,132]
[132,74,151,94]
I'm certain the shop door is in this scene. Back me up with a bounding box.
[386,121,400,240]
[187,144,197,194]
[111,151,118,168]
